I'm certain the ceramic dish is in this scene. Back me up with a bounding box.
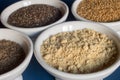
[1,0,69,37]
[34,21,120,80]
[71,0,120,32]
[0,29,33,80]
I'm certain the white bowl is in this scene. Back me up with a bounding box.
[34,21,120,80]
[0,29,33,80]
[71,0,120,32]
[1,0,69,37]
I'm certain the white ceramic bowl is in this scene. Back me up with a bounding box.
[1,0,69,37]
[71,0,120,32]
[0,29,33,80]
[34,21,120,80]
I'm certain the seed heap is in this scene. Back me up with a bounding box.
[77,0,120,22]
[0,40,25,74]
[41,28,118,74]
[8,4,62,28]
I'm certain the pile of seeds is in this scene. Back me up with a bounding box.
[41,28,118,74]
[0,40,25,74]
[77,0,120,22]
[7,4,62,28]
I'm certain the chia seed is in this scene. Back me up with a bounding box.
[7,4,62,28]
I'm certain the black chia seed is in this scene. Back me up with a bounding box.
[0,40,25,75]
[7,4,62,28]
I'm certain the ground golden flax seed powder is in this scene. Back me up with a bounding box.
[77,0,120,22]
[40,28,118,74]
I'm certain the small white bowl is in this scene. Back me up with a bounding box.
[34,21,120,80]
[71,0,120,32]
[0,29,33,80]
[1,0,69,37]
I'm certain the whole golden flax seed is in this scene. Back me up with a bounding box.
[77,0,120,22]
[40,28,118,74]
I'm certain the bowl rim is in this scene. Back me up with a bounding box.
[71,0,120,25]
[34,21,120,79]
[0,29,33,79]
[0,0,69,31]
